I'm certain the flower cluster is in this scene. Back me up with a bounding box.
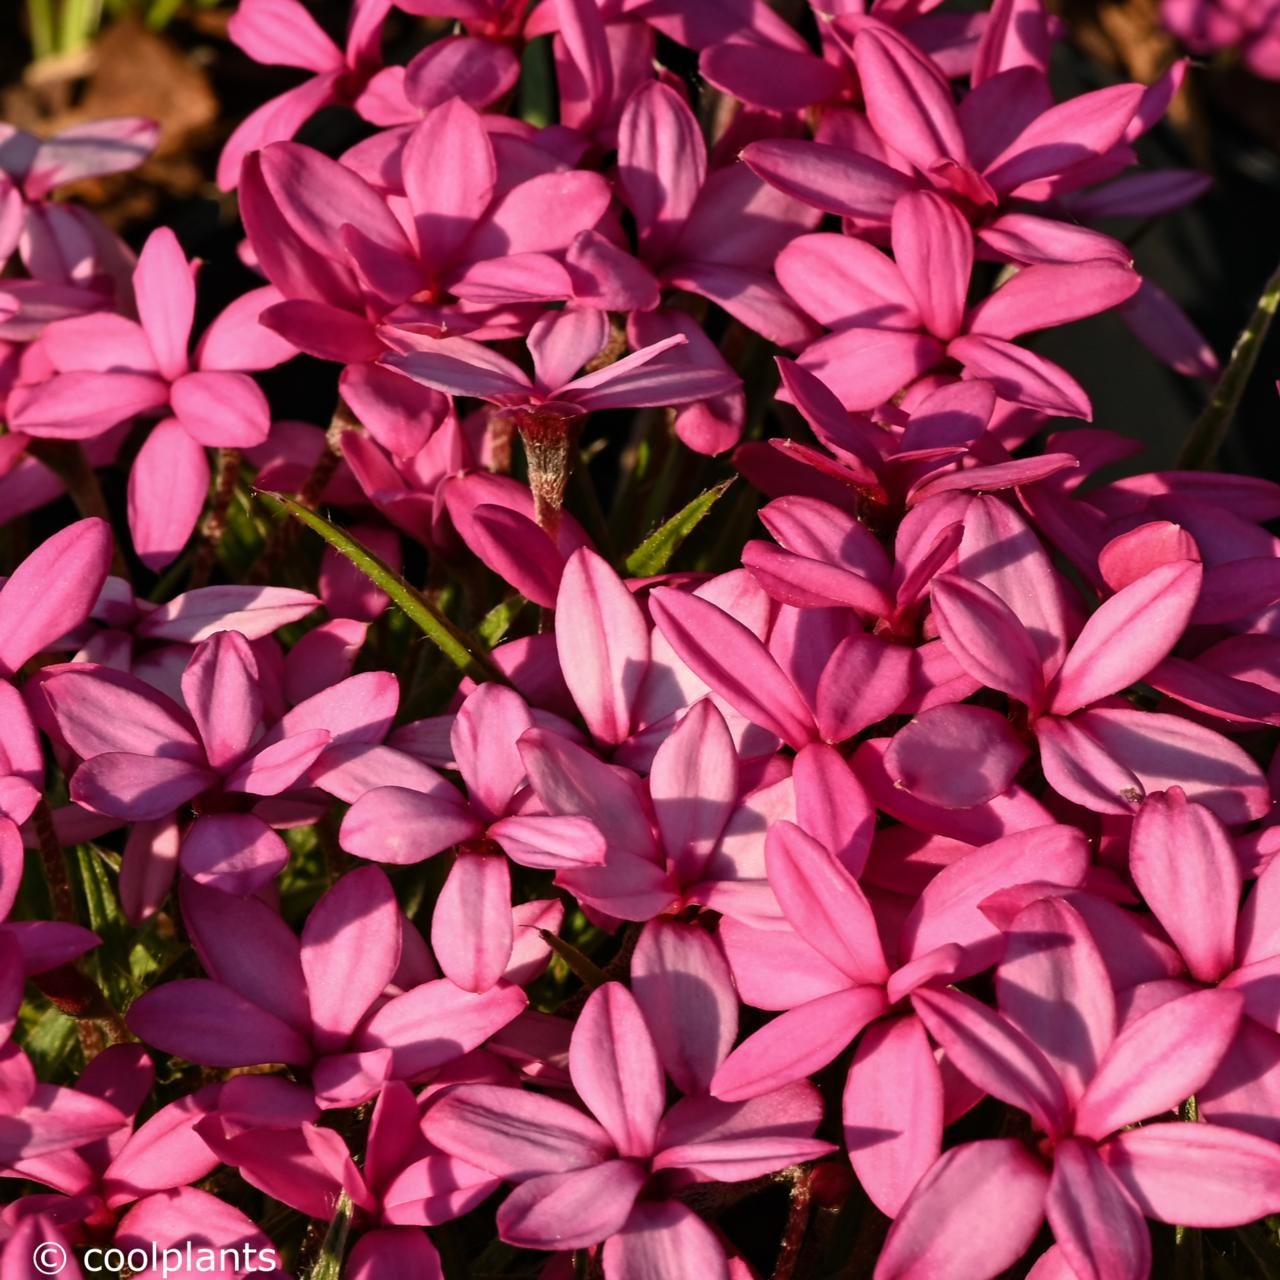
[2,1,1279,1278]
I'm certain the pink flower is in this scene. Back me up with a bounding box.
[219,0,391,189]
[0,118,158,298]
[1162,0,1280,79]
[878,897,1280,1279]
[9,229,294,568]
[337,681,605,990]
[776,190,1139,415]
[710,820,1088,1214]
[36,633,398,915]
[382,306,738,422]
[126,869,527,1107]
[425,981,833,1276]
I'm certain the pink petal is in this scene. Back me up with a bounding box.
[948,334,1091,418]
[983,84,1145,194]
[616,81,705,257]
[649,587,813,750]
[181,632,261,771]
[1103,1122,1280,1227]
[844,1015,945,1218]
[775,232,920,331]
[180,878,308,1031]
[26,117,159,195]
[432,852,513,993]
[876,1139,1050,1280]
[303,866,402,1054]
[891,192,973,342]
[631,920,737,1096]
[134,227,194,381]
[340,785,482,865]
[854,27,967,173]
[354,979,527,1080]
[886,704,1030,809]
[602,1200,729,1280]
[138,585,319,643]
[72,753,213,822]
[128,420,209,572]
[797,327,945,412]
[10,370,171,438]
[1074,989,1244,1140]
[347,1228,443,1280]
[1052,707,1271,824]
[649,699,736,886]
[967,261,1141,342]
[900,824,1089,970]
[425,1082,613,1178]
[570,983,665,1159]
[1049,560,1202,715]
[741,138,916,226]
[929,573,1044,704]
[0,518,112,677]
[127,980,312,1067]
[497,1160,646,1251]
[555,548,649,745]
[224,729,330,796]
[170,371,271,448]
[227,0,343,72]
[711,986,889,1102]
[996,898,1116,1108]
[180,813,287,896]
[1129,789,1240,984]
[1045,1138,1151,1280]
[403,100,496,273]
[766,821,888,984]
[912,987,1070,1137]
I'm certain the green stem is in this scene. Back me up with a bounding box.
[1177,258,1280,469]
[256,492,506,686]
[27,0,56,59]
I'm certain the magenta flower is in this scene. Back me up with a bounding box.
[776,190,1140,415]
[9,228,294,567]
[382,306,739,423]
[613,81,821,349]
[218,0,390,189]
[37,633,398,916]
[710,820,1088,1215]
[891,554,1271,819]
[1119,790,1280,1145]
[743,27,1146,258]
[0,118,158,296]
[878,896,1280,1279]
[425,981,834,1276]
[0,1044,223,1234]
[127,869,527,1108]
[337,680,605,991]
[0,1041,128,1167]
[1162,0,1280,79]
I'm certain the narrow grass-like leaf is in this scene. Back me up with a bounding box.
[257,491,505,685]
[625,478,736,577]
[1178,259,1280,469]
[307,1190,353,1280]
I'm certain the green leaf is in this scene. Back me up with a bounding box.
[625,478,736,577]
[17,997,80,1080]
[477,594,529,648]
[257,492,506,685]
[538,930,609,990]
[307,1191,353,1280]
[1178,258,1280,469]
